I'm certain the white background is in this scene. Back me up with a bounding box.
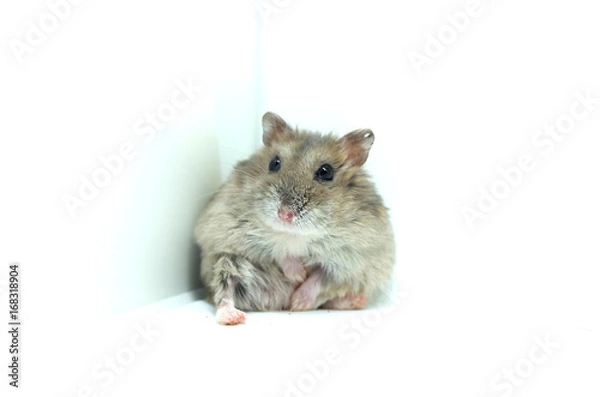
[1,0,599,396]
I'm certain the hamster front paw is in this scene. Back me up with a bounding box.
[281,256,307,283]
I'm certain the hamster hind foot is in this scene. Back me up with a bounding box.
[210,255,248,325]
[321,294,368,310]
[216,299,246,325]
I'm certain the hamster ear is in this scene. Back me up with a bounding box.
[338,129,374,167]
[262,112,290,146]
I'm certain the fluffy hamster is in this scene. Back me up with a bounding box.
[194,112,395,325]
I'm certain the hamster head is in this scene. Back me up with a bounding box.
[234,112,377,237]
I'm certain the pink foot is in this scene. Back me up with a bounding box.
[290,269,324,311]
[322,294,368,310]
[216,306,246,325]
[281,256,306,283]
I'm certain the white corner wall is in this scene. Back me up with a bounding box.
[3,0,599,325]
[1,0,262,317]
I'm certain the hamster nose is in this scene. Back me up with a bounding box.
[277,208,294,223]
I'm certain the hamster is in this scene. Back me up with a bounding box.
[194,112,395,325]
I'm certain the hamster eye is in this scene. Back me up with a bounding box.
[315,164,334,181]
[269,156,281,172]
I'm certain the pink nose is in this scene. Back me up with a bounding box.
[277,209,294,223]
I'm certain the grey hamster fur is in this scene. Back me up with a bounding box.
[194,112,395,324]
